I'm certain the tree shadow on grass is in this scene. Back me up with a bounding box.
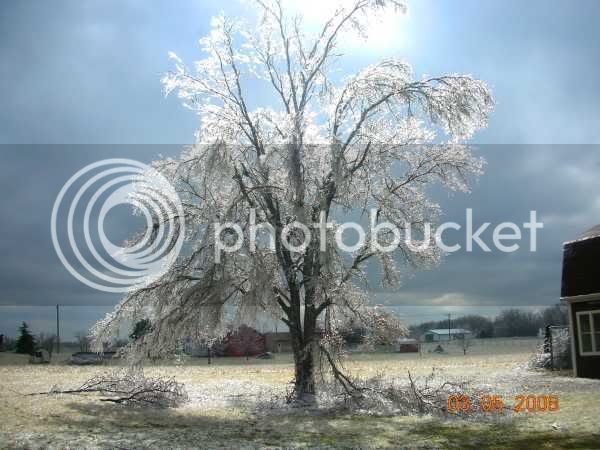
[407,419,600,450]
[53,401,348,448]
[51,401,600,449]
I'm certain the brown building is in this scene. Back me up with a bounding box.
[222,325,266,357]
[395,338,419,353]
[264,332,293,353]
[561,225,600,379]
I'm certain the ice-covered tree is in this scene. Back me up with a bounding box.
[93,0,492,402]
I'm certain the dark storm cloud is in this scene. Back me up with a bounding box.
[374,145,600,307]
[0,145,184,307]
[1,0,600,336]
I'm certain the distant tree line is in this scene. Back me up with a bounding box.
[408,305,568,339]
[1,306,568,355]
[0,322,57,355]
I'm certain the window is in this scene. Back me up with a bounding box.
[576,310,600,356]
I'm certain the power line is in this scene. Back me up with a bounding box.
[56,304,60,354]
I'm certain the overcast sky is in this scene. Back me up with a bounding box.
[1,0,600,339]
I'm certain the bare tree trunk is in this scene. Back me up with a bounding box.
[286,289,318,404]
[277,202,321,404]
[290,323,317,404]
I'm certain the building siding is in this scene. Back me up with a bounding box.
[570,300,600,379]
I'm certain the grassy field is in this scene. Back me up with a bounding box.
[1,343,600,449]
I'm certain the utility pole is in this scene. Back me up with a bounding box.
[56,304,60,354]
[448,313,451,342]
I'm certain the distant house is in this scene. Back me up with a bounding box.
[561,225,600,379]
[222,325,266,357]
[183,339,210,357]
[264,332,293,353]
[69,351,116,365]
[184,326,268,357]
[30,349,51,364]
[395,338,419,353]
[422,329,472,342]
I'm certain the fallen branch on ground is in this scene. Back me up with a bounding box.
[26,369,188,408]
[258,368,508,418]
[338,369,509,418]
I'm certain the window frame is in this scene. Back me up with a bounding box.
[576,309,600,356]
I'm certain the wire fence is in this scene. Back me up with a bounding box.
[416,337,542,356]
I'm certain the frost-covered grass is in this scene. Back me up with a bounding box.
[1,349,599,449]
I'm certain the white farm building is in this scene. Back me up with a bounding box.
[422,328,472,342]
